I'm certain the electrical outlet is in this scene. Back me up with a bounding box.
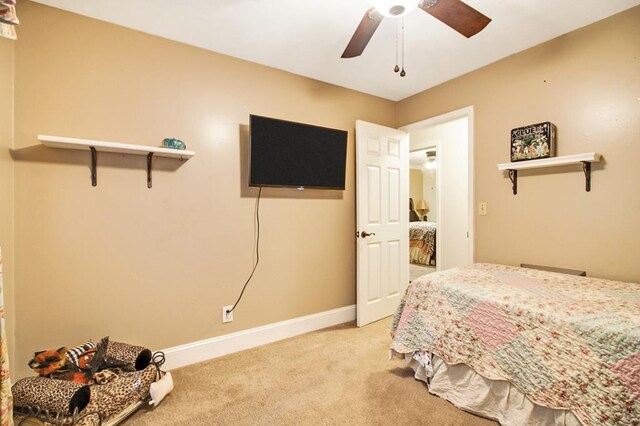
[479,202,488,216]
[222,306,233,323]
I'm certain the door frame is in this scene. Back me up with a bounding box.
[400,106,475,267]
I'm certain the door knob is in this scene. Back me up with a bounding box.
[360,231,375,238]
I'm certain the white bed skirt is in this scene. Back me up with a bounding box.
[406,354,582,426]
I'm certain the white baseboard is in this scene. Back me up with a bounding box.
[161,305,356,371]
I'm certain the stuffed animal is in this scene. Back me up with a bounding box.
[28,347,69,376]
[28,337,130,384]
[28,341,97,383]
[68,340,99,369]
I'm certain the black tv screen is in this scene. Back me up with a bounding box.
[249,115,348,190]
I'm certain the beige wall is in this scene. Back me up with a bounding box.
[409,169,423,208]
[0,36,15,375]
[12,2,396,379]
[7,2,640,380]
[398,6,640,282]
[423,169,436,223]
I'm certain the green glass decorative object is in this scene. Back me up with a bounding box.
[162,138,186,150]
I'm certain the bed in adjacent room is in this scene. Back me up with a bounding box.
[390,263,640,425]
[409,221,436,266]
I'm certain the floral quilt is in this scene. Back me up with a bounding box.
[390,263,640,425]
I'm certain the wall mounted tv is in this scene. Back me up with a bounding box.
[249,114,348,190]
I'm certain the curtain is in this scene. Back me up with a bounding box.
[0,0,18,40]
[0,247,12,425]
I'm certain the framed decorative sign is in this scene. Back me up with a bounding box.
[510,122,556,162]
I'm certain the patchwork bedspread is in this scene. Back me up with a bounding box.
[409,222,436,265]
[390,263,640,425]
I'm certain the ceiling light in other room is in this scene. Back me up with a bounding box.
[424,150,437,169]
[367,0,421,17]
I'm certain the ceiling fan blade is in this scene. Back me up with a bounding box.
[419,0,491,38]
[341,8,384,58]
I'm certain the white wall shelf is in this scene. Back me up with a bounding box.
[496,152,601,194]
[39,135,195,188]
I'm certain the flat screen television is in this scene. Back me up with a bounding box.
[249,115,348,190]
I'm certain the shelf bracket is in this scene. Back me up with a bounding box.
[582,161,591,192]
[508,169,518,195]
[147,152,154,189]
[90,147,97,187]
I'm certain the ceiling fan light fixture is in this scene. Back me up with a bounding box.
[367,0,420,17]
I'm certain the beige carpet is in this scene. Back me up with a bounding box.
[410,263,436,281]
[127,319,495,425]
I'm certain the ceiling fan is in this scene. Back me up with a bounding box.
[342,0,491,58]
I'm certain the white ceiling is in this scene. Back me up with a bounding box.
[410,150,428,168]
[32,0,640,101]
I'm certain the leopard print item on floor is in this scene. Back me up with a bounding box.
[12,376,88,414]
[106,341,152,371]
[79,364,157,422]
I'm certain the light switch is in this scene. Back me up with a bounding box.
[479,202,488,216]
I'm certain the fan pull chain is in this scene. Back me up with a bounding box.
[394,19,400,73]
[400,17,406,77]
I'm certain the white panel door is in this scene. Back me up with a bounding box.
[356,120,409,327]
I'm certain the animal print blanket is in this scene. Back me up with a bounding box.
[390,263,640,426]
[409,221,436,265]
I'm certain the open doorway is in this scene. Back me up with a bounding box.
[354,109,472,326]
[402,107,474,281]
[409,147,437,281]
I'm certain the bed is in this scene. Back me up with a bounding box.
[390,263,640,425]
[409,221,436,266]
